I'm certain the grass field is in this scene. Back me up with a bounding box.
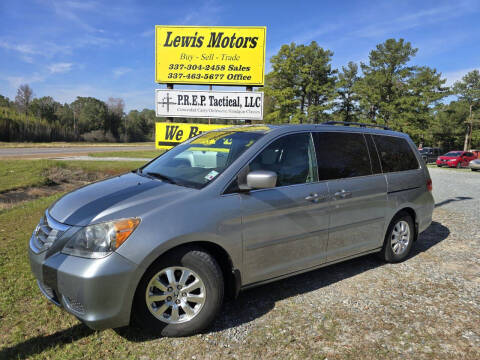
[0,142,154,148]
[88,150,164,159]
[0,160,145,193]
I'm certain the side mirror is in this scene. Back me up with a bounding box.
[246,170,277,189]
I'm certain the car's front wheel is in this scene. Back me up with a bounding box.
[380,212,414,263]
[132,247,224,337]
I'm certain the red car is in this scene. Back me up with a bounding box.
[436,151,477,168]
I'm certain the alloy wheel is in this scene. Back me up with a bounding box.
[391,220,411,255]
[145,266,206,324]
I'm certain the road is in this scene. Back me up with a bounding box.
[0,145,153,158]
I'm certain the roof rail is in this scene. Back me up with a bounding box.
[322,121,391,130]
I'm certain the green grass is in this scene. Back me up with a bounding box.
[0,160,146,193]
[88,150,164,159]
[0,142,154,148]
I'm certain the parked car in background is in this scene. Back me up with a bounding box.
[436,151,477,168]
[418,147,442,163]
[470,150,480,159]
[469,159,480,171]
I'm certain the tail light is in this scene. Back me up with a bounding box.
[426,179,432,192]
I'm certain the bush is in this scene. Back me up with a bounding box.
[81,130,118,142]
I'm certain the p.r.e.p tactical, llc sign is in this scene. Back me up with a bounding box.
[155,26,266,85]
[155,89,263,120]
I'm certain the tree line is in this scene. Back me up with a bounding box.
[263,38,480,150]
[1,38,478,149]
[0,89,158,142]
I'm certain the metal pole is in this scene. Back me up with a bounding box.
[208,84,212,125]
[166,83,174,123]
[245,86,253,125]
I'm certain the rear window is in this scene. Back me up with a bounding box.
[372,135,419,173]
[314,132,372,180]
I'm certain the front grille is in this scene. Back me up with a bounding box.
[31,211,69,253]
[64,295,86,314]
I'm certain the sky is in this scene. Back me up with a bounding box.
[0,0,479,111]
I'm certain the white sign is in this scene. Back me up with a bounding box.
[155,89,263,120]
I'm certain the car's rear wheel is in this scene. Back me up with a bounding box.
[132,247,224,337]
[380,212,414,263]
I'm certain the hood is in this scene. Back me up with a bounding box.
[48,172,195,226]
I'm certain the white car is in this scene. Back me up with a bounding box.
[469,159,480,171]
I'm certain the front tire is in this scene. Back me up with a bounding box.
[132,247,224,337]
[380,212,414,263]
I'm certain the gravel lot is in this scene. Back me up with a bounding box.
[429,167,479,222]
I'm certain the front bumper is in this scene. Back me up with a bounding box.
[29,241,139,330]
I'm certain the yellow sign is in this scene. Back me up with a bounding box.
[155,26,266,85]
[155,122,234,149]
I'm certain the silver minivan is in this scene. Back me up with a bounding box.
[29,123,434,337]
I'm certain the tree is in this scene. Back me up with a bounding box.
[452,70,480,150]
[15,84,34,115]
[70,97,108,134]
[354,39,448,143]
[335,62,359,122]
[265,41,337,123]
[30,96,60,123]
[107,97,125,139]
[125,109,156,141]
[0,95,12,108]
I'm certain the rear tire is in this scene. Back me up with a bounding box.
[380,212,414,263]
[132,247,224,337]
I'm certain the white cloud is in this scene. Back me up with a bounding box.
[6,74,46,89]
[443,68,477,86]
[48,62,74,74]
[140,29,154,38]
[113,67,132,78]
[352,1,478,38]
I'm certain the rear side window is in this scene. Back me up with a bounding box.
[314,132,372,180]
[372,135,419,173]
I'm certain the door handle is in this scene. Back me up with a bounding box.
[334,189,352,199]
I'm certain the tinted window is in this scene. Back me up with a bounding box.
[249,133,318,187]
[444,152,462,157]
[314,132,372,180]
[465,152,473,157]
[372,135,419,173]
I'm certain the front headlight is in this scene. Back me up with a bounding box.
[62,218,140,258]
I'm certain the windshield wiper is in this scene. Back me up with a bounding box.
[145,172,177,184]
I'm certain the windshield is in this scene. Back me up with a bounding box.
[444,152,462,157]
[141,129,264,188]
